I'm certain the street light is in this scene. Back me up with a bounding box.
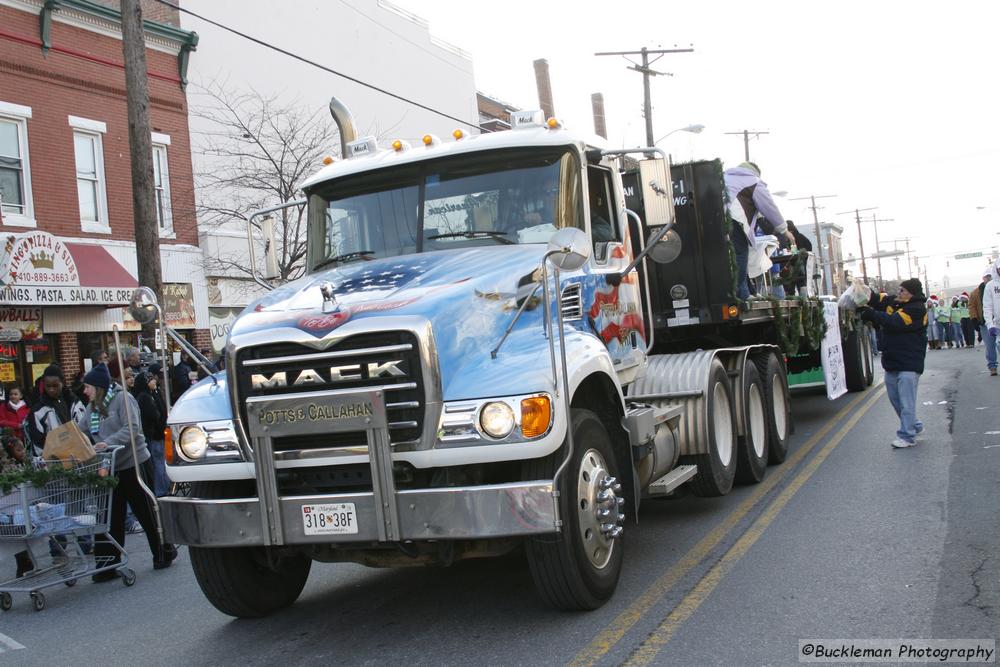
[654,124,704,145]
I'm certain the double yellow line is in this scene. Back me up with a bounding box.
[569,383,887,667]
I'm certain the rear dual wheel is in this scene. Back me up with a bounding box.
[755,351,792,464]
[736,362,769,484]
[684,361,738,497]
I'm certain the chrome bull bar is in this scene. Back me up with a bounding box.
[161,387,561,547]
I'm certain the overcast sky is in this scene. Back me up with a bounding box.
[394,0,996,293]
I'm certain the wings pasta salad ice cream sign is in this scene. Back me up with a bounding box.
[0,232,137,305]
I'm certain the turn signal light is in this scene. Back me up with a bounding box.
[722,304,740,320]
[164,426,173,465]
[520,396,552,438]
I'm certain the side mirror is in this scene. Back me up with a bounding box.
[648,228,682,264]
[546,227,591,272]
[129,287,159,325]
[639,157,676,228]
[261,215,280,280]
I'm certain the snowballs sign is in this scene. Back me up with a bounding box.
[0,232,135,305]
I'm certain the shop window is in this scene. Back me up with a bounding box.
[0,101,35,228]
[70,116,110,234]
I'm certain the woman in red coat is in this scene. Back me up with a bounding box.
[0,387,29,439]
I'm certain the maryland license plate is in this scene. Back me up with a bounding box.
[301,503,358,536]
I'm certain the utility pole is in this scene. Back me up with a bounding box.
[837,207,878,284]
[890,237,915,279]
[869,214,894,290]
[790,194,836,293]
[594,46,694,148]
[724,129,770,162]
[121,0,163,336]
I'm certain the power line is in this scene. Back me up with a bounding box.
[153,0,481,130]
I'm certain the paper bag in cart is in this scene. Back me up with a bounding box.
[43,422,97,468]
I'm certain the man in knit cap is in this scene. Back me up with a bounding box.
[860,278,928,448]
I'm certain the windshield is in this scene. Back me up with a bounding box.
[307,148,582,270]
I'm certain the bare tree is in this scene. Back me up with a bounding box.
[191,82,340,282]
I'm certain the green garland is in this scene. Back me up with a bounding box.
[0,464,119,496]
[766,296,828,356]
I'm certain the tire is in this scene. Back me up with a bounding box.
[524,409,624,611]
[683,360,737,497]
[30,592,44,612]
[843,324,867,392]
[862,324,875,387]
[1,592,11,611]
[188,482,312,618]
[755,351,792,464]
[735,362,768,484]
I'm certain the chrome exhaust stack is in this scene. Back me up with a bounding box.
[329,96,358,158]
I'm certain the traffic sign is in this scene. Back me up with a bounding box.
[954,252,983,260]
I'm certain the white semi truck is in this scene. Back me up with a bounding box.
[135,99,872,617]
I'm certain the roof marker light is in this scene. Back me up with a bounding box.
[322,155,335,165]
[391,139,412,152]
[422,134,441,146]
[546,117,561,129]
[452,129,465,140]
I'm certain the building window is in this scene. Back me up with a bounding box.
[69,116,109,233]
[152,141,173,237]
[0,101,35,228]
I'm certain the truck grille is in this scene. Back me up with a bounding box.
[235,331,424,453]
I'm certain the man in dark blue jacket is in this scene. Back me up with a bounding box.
[859,278,928,448]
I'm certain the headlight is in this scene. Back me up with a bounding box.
[480,402,515,438]
[178,426,209,461]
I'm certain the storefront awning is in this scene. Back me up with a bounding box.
[0,231,137,305]
[64,242,138,291]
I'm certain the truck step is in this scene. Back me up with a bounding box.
[646,465,698,497]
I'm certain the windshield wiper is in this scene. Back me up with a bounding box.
[314,250,375,271]
[426,231,514,245]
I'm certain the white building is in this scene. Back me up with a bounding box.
[180,0,479,347]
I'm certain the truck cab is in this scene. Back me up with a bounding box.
[158,108,687,617]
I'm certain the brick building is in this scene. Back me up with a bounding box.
[0,0,208,393]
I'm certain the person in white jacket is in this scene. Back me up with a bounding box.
[982,258,1000,376]
[724,162,796,300]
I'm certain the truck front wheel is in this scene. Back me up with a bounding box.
[188,482,312,618]
[524,409,624,611]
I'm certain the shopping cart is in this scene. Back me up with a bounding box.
[0,447,134,611]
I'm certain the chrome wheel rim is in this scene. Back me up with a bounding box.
[713,382,734,468]
[576,448,623,569]
[772,375,788,439]
[748,383,766,459]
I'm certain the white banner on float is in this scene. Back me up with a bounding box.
[821,301,847,400]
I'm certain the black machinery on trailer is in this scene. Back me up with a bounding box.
[623,159,874,392]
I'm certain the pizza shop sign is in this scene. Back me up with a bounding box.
[0,231,132,305]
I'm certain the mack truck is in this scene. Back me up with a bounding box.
[137,99,874,618]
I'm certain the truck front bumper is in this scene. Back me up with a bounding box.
[159,480,558,547]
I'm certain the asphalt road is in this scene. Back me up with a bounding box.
[0,346,996,666]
